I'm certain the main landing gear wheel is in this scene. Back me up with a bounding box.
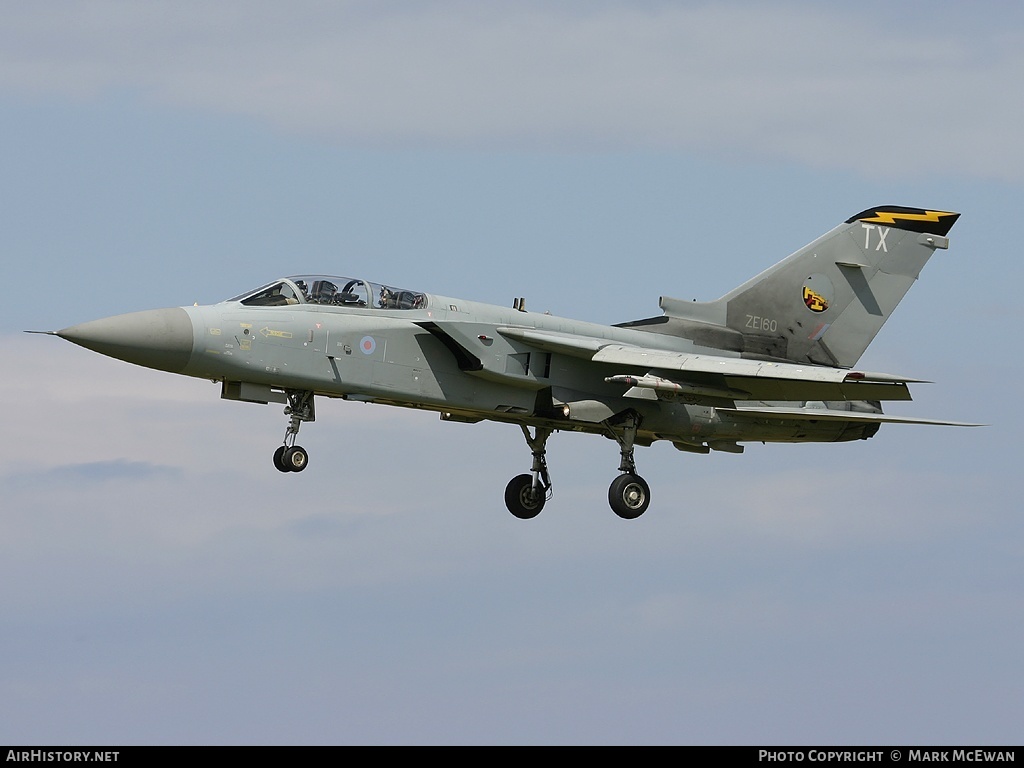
[504,426,553,518]
[604,410,650,519]
[608,473,650,519]
[505,474,546,519]
[273,445,309,472]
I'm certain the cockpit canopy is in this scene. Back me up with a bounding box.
[226,275,427,310]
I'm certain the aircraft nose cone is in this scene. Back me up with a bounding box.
[58,307,195,373]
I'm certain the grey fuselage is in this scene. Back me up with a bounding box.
[159,277,874,451]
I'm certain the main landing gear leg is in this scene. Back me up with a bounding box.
[606,412,650,519]
[504,425,553,519]
[273,390,315,473]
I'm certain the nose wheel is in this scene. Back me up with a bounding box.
[273,444,309,473]
[272,390,314,473]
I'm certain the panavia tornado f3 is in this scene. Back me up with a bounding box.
[42,205,975,519]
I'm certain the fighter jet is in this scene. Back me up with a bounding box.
[42,205,973,519]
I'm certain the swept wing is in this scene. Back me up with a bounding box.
[495,326,918,403]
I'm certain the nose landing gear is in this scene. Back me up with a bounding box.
[273,390,315,473]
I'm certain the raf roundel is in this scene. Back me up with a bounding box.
[359,335,377,355]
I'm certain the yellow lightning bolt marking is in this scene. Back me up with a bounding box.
[859,210,956,225]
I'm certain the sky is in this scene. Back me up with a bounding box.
[1,1,1021,745]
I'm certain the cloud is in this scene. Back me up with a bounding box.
[1,2,1023,179]
[3,459,181,491]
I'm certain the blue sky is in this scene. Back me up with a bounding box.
[1,1,1021,745]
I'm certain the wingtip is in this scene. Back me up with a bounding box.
[845,370,932,385]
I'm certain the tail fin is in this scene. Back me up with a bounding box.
[652,206,960,367]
